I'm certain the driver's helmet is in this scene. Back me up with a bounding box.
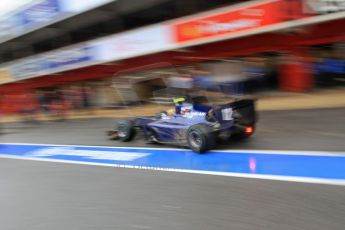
[173,97,185,115]
[173,97,185,104]
[173,97,193,116]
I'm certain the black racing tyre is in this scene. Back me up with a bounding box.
[187,124,215,153]
[117,120,135,142]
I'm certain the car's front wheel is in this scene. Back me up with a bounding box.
[187,124,215,153]
[117,120,135,142]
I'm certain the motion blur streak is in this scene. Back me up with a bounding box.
[1,0,345,229]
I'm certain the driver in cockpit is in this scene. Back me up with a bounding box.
[156,97,186,119]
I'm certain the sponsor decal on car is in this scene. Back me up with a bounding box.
[183,111,206,118]
[221,108,233,121]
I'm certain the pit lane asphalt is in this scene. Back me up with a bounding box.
[1,108,345,151]
[0,108,345,230]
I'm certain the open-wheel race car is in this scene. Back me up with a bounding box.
[107,63,258,153]
[107,93,257,153]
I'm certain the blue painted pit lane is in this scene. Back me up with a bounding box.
[0,143,344,184]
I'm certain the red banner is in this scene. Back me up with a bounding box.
[172,0,299,44]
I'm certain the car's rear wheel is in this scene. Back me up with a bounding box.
[117,120,135,142]
[187,124,215,153]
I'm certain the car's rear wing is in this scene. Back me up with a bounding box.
[209,98,257,125]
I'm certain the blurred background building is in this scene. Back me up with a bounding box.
[0,0,345,114]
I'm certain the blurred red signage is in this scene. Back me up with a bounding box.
[172,0,299,44]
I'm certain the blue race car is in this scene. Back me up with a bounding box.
[108,96,257,153]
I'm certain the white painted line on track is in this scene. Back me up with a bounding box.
[2,142,345,157]
[1,153,344,187]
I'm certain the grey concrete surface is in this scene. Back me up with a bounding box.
[0,158,344,230]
